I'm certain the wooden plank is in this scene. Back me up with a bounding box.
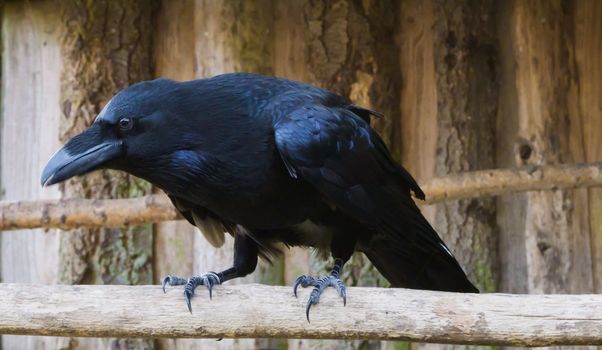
[572,0,602,294]
[153,2,206,349]
[0,2,63,349]
[399,0,438,224]
[507,0,593,294]
[137,0,284,346]
[153,0,196,291]
[0,283,601,346]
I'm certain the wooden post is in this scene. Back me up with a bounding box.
[0,2,62,349]
[154,1,283,349]
[572,0,602,294]
[496,0,595,295]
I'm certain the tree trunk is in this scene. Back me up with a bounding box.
[430,0,500,293]
[572,0,602,294]
[57,1,155,349]
[399,1,500,350]
[496,1,598,349]
[497,0,594,296]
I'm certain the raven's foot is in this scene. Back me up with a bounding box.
[162,272,221,313]
[293,274,347,321]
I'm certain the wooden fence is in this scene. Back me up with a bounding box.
[1,163,601,345]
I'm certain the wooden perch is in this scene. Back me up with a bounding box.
[2,163,602,231]
[0,193,181,231]
[0,283,600,345]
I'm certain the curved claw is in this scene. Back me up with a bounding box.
[184,289,193,313]
[305,300,312,322]
[162,277,169,294]
[293,274,347,322]
[204,272,221,300]
[293,275,305,298]
[293,275,318,298]
[333,278,347,306]
[181,272,221,312]
[161,275,187,293]
[305,288,321,322]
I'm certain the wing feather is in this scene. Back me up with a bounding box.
[274,106,477,292]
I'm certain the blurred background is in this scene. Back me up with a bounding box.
[0,0,600,349]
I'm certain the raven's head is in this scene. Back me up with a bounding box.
[41,78,195,187]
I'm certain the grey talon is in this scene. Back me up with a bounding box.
[293,273,347,322]
[161,275,188,293]
[167,272,223,312]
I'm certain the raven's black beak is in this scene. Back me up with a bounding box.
[41,126,123,187]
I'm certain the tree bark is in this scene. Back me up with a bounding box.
[497,0,594,297]
[58,1,155,349]
[572,0,602,294]
[430,0,500,294]
[399,2,501,350]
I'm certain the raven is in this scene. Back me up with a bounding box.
[41,73,478,319]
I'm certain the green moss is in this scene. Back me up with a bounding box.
[470,219,498,293]
[96,223,153,285]
[113,174,152,198]
[452,346,497,350]
[257,256,285,286]
[474,259,496,293]
[388,341,411,350]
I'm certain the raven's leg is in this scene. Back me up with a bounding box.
[293,233,355,321]
[162,233,258,312]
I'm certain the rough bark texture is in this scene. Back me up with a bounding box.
[298,2,403,348]
[430,0,500,294]
[1,283,602,346]
[398,2,501,350]
[496,0,595,299]
[58,1,155,349]
[572,0,602,294]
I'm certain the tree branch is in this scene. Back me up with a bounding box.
[2,163,601,230]
[0,283,600,345]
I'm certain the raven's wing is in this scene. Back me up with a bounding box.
[168,195,226,248]
[274,106,477,292]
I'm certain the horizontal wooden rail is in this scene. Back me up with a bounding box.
[0,283,600,345]
[1,163,602,231]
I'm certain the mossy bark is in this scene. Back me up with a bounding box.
[301,1,402,349]
[58,1,155,349]
[430,0,500,294]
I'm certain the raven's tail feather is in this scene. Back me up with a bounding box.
[364,236,479,293]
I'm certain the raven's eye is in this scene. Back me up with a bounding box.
[118,117,133,131]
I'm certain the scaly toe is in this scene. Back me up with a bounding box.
[294,274,347,322]
[161,275,187,293]
[167,272,223,313]
[293,275,318,297]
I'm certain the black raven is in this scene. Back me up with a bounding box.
[41,73,478,319]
